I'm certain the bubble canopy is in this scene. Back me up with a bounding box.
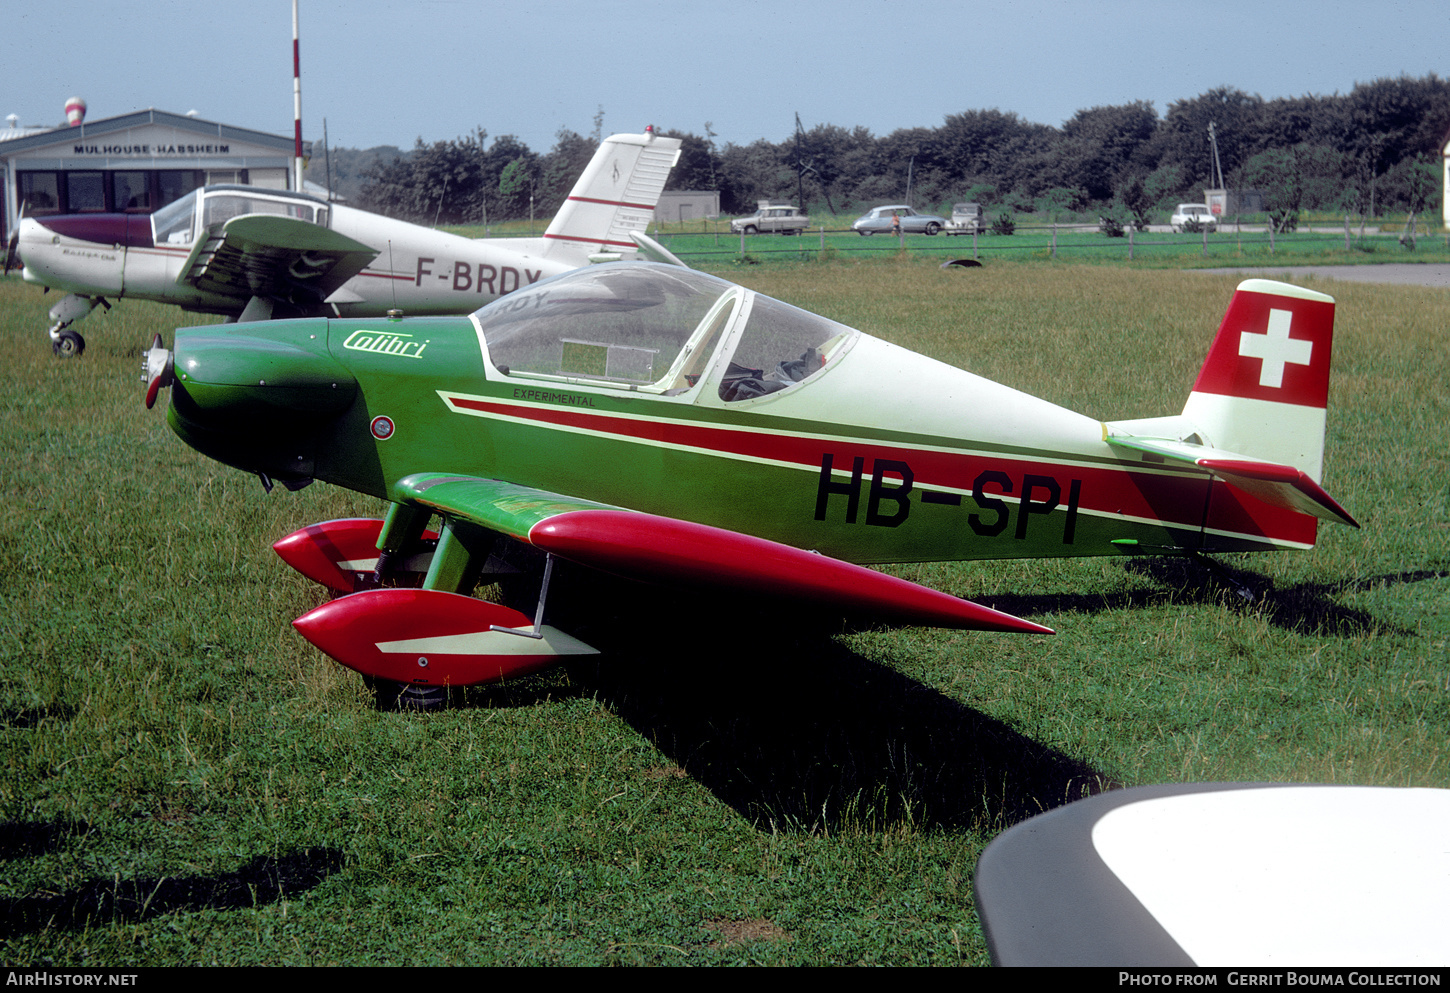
[470,262,857,401]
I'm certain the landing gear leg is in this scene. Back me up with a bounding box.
[364,510,494,710]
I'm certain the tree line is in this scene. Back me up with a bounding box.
[331,75,1448,229]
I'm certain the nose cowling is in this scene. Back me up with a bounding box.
[171,329,358,421]
[158,320,359,488]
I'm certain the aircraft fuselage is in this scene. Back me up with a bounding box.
[17,205,571,318]
[162,307,1314,569]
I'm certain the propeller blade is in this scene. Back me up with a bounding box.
[2,205,20,274]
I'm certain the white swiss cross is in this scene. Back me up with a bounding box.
[1239,308,1312,388]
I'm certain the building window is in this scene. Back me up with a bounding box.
[65,172,106,212]
[111,171,151,212]
[157,170,205,209]
[19,172,60,213]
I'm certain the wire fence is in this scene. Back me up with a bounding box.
[654,221,1450,266]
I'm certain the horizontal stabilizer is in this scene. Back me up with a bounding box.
[1106,435,1358,529]
[628,230,689,267]
[294,589,598,687]
[396,473,1050,634]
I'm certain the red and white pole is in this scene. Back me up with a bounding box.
[292,0,303,191]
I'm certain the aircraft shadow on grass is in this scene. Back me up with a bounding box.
[443,557,1445,833]
[446,565,1116,835]
[977,558,1445,639]
[0,819,342,939]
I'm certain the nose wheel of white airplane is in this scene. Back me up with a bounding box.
[52,328,85,357]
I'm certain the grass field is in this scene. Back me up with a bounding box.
[0,258,1446,966]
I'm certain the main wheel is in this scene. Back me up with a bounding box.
[52,329,85,357]
[858,230,872,236]
[364,676,449,711]
[744,225,758,235]
[924,222,941,236]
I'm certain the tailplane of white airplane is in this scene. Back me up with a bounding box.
[539,131,682,265]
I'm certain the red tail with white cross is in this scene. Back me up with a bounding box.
[1181,279,1337,482]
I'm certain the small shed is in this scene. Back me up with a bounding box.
[655,190,719,224]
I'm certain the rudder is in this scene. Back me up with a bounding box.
[1181,279,1336,482]
[541,131,683,264]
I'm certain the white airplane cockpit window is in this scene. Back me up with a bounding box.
[717,293,855,402]
[474,263,733,392]
[152,190,200,245]
[202,192,319,227]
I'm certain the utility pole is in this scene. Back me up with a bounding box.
[1208,121,1225,190]
[795,113,806,212]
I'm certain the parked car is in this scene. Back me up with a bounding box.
[851,205,948,236]
[945,202,985,235]
[730,204,811,235]
[1170,203,1217,233]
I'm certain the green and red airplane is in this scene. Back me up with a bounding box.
[142,262,1357,706]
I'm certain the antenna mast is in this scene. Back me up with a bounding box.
[1208,121,1225,190]
[292,0,304,192]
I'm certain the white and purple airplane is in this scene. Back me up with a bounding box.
[9,130,680,356]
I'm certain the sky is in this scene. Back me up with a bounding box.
[6,0,1447,154]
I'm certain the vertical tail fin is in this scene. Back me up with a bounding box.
[1181,279,1336,481]
[540,131,682,264]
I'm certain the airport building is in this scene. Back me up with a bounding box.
[0,106,308,246]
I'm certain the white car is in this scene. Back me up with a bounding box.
[851,205,947,236]
[729,205,811,235]
[1171,204,1217,233]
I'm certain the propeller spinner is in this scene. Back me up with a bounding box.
[142,334,174,409]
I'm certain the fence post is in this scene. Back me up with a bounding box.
[1051,222,1057,258]
[972,227,978,259]
[1269,224,1275,255]
[820,226,825,253]
[1344,214,1351,251]
[740,229,746,257]
[1202,224,1208,258]
[1128,226,1134,261]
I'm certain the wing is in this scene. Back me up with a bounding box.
[176,213,378,307]
[397,472,1051,635]
[1105,434,1358,529]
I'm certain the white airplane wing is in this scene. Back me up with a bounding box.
[540,131,683,264]
[176,213,379,308]
[976,783,1450,966]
